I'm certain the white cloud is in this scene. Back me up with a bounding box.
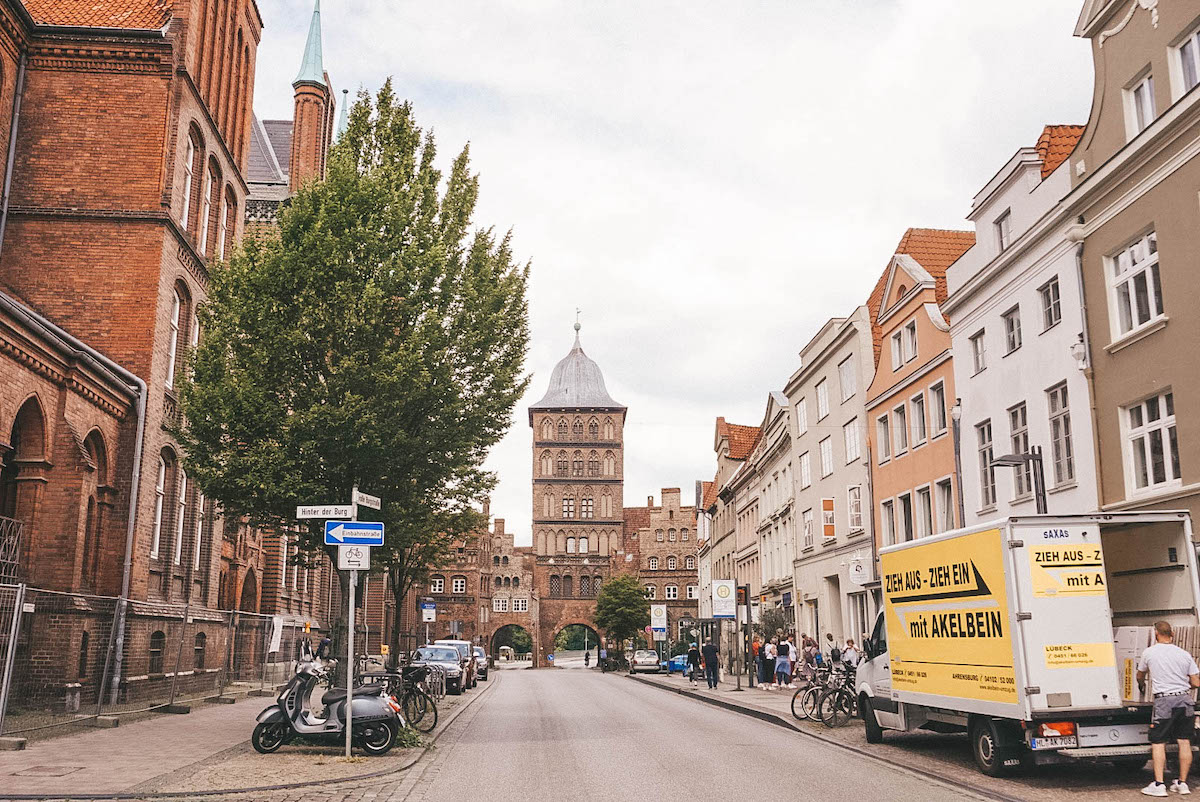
[253,0,1093,544]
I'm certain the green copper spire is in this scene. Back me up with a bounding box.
[336,89,349,139]
[294,0,325,86]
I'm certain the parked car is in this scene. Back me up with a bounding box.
[666,653,689,674]
[473,647,490,681]
[434,639,478,689]
[630,649,661,674]
[410,645,465,694]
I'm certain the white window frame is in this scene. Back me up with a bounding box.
[876,415,891,462]
[799,452,811,488]
[198,167,214,255]
[1124,391,1180,494]
[193,492,205,570]
[686,584,698,600]
[513,598,529,612]
[430,577,445,594]
[165,290,183,389]
[977,420,996,509]
[819,437,833,478]
[995,209,1012,252]
[1002,306,1022,354]
[665,584,679,600]
[173,469,187,565]
[648,556,659,570]
[816,379,829,420]
[644,585,656,599]
[915,485,933,540]
[1048,382,1075,487]
[1008,402,1032,498]
[667,556,677,570]
[180,138,195,229]
[970,330,987,375]
[879,499,895,547]
[1175,24,1200,97]
[891,332,903,371]
[1125,71,1157,138]
[935,477,955,533]
[686,555,695,570]
[842,419,860,463]
[1039,276,1062,331]
[452,576,466,594]
[493,597,508,612]
[802,508,814,549]
[838,355,856,401]
[796,398,808,435]
[929,381,947,436]
[1107,231,1164,341]
[847,485,863,532]
[893,404,908,454]
[904,320,918,362]
[151,457,166,558]
[910,392,927,446]
[217,191,229,260]
[897,492,914,543]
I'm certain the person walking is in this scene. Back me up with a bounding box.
[785,636,799,687]
[687,642,702,689]
[752,636,763,685]
[763,638,778,689]
[701,638,720,690]
[1137,621,1200,796]
[775,637,793,689]
[584,650,591,668]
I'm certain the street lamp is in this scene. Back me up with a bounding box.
[950,400,966,528]
[992,445,1048,514]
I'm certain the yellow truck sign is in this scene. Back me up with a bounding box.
[882,528,1017,705]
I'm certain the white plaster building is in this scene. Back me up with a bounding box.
[945,126,1098,521]
[784,305,878,645]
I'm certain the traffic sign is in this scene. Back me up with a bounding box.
[338,545,370,571]
[421,601,436,622]
[355,490,382,510]
[296,504,353,519]
[325,520,385,546]
[650,604,667,632]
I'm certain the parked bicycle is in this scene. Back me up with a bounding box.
[816,665,858,728]
[790,663,833,721]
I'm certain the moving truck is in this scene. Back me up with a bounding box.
[857,512,1200,776]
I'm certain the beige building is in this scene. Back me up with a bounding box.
[1067,1,1200,522]
[707,418,759,593]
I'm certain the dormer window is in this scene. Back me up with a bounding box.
[995,209,1012,252]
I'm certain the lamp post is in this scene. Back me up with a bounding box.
[992,446,1048,514]
[951,399,967,528]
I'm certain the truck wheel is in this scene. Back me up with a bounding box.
[971,718,1010,777]
[861,695,884,744]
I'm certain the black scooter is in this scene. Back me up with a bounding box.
[252,640,401,755]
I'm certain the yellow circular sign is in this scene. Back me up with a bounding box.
[716,585,731,598]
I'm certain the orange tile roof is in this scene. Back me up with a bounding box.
[700,480,717,512]
[21,0,171,29]
[1035,124,1085,179]
[867,228,975,365]
[727,424,760,460]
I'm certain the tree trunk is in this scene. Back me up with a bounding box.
[326,557,358,685]
[386,562,414,671]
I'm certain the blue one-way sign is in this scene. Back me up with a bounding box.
[324,520,385,546]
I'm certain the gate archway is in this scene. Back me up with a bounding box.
[490,624,534,664]
[551,623,601,669]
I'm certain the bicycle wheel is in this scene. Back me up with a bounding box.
[816,688,839,726]
[790,687,807,721]
[800,686,822,720]
[404,690,437,733]
[821,688,853,728]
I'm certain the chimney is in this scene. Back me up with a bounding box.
[648,495,654,507]
[494,519,505,536]
[482,498,490,519]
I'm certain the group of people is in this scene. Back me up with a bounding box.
[752,632,861,690]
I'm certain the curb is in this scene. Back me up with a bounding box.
[626,675,1024,802]
[0,675,499,802]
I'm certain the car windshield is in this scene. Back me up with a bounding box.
[415,647,460,662]
[474,648,486,658]
[437,642,470,658]
[635,650,657,658]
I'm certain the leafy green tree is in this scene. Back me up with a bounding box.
[594,574,650,648]
[493,625,532,655]
[177,80,529,663]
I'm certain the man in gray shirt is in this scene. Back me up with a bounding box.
[1137,621,1200,796]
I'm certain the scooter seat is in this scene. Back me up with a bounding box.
[320,683,384,706]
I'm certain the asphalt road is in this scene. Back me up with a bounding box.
[400,668,978,802]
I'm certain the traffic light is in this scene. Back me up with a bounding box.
[736,586,747,605]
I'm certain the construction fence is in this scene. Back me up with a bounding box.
[0,583,332,738]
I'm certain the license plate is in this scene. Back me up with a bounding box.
[1030,735,1079,750]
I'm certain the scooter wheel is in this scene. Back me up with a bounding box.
[252,721,289,754]
[357,721,396,756]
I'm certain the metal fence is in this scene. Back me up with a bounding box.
[0,584,332,738]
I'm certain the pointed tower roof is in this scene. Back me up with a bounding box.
[528,321,625,417]
[336,89,350,140]
[294,0,325,86]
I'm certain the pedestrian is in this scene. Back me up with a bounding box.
[785,636,799,686]
[599,646,608,673]
[687,642,702,689]
[584,650,590,667]
[751,635,763,685]
[701,638,720,689]
[763,638,777,689]
[1137,621,1199,796]
[774,636,793,689]
[842,639,860,668]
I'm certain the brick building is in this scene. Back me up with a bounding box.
[624,488,700,642]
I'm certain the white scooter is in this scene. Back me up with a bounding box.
[252,640,401,755]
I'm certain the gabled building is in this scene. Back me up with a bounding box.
[625,488,700,641]
[708,417,759,593]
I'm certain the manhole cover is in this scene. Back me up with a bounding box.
[13,766,84,777]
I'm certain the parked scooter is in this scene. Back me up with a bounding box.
[251,639,401,755]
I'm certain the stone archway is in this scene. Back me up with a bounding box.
[551,623,601,669]
[490,624,534,665]
[238,568,259,613]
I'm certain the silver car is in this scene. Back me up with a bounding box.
[630,649,660,673]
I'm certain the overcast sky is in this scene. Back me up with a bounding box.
[253,0,1094,544]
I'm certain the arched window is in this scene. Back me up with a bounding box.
[198,161,217,255]
[151,456,167,558]
[541,418,553,440]
[682,528,689,541]
[581,495,594,519]
[572,418,584,437]
[173,468,188,565]
[656,529,664,542]
[556,452,568,477]
[540,451,553,475]
[579,575,591,596]
[588,418,599,439]
[648,556,658,570]
[604,418,614,440]
[550,575,561,597]
[430,575,445,593]
[587,451,599,476]
[601,493,612,518]
[557,418,568,439]
[493,555,500,565]
[579,535,589,553]
[165,288,186,389]
[667,556,677,570]
[593,575,602,594]
[644,584,656,599]
[194,632,207,669]
[566,536,576,553]
[668,528,677,542]
[686,555,696,570]
[502,556,509,566]
[543,492,552,518]
[572,451,583,476]
[604,451,615,476]
[504,576,511,587]
[180,131,203,229]
[494,575,502,588]
[562,495,575,519]
[562,575,573,597]
[512,577,520,589]
[218,186,235,260]
[149,630,166,674]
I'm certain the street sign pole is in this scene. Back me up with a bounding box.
[345,484,358,758]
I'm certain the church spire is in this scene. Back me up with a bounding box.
[294,0,325,87]
[336,88,350,140]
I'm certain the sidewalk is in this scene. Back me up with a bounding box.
[0,695,264,796]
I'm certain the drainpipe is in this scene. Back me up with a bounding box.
[1073,240,1105,511]
[0,51,28,256]
[0,292,147,704]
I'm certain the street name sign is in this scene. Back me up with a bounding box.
[324,520,385,546]
[296,504,353,519]
[354,490,382,510]
[338,545,371,571]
